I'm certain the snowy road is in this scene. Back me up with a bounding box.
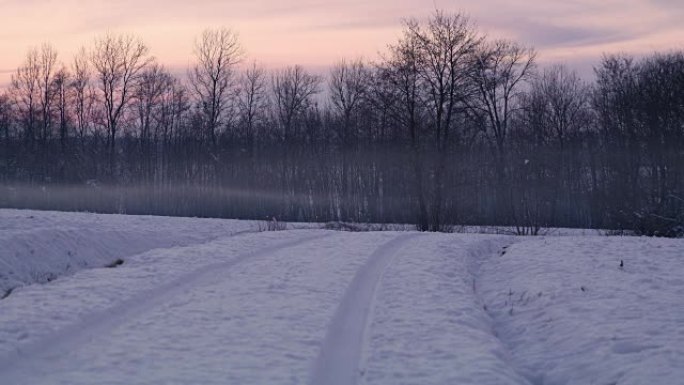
[309,233,420,385]
[0,230,516,385]
[0,232,332,381]
[0,231,470,384]
[1,211,683,384]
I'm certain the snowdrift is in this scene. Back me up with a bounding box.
[0,210,257,295]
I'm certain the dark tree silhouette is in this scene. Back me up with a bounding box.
[0,11,681,237]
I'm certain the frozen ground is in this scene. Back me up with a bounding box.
[0,209,260,295]
[0,210,682,384]
[479,237,684,385]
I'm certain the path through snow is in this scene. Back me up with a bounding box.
[310,233,421,385]
[0,232,331,381]
[0,211,682,384]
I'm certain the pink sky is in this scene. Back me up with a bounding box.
[1,0,683,84]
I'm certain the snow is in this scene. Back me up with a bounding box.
[479,236,684,385]
[0,209,259,295]
[0,209,682,384]
[310,233,421,385]
[361,234,530,385]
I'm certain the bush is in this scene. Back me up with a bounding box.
[324,222,391,232]
[258,217,287,232]
[624,195,684,238]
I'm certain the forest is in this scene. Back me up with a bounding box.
[0,11,682,236]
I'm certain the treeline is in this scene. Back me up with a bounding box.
[0,11,682,236]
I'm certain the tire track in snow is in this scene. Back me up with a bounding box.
[309,233,421,385]
[0,231,333,377]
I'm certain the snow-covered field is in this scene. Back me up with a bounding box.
[0,210,682,384]
[0,209,260,295]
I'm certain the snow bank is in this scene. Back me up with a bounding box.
[0,209,257,295]
[479,236,684,385]
[362,234,530,385]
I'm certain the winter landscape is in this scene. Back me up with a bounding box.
[0,210,682,384]
[1,0,683,384]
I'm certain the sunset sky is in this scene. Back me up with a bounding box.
[0,0,683,85]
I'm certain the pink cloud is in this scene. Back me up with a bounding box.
[0,0,682,86]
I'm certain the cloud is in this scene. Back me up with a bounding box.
[647,0,684,9]
[0,0,682,86]
[296,16,401,32]
[504,20,636,49]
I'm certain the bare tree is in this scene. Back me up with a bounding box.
[52,65,70,150]
[135,62,171,147]
[71,47,97,141]
[518,83,550,146]
[472,40,536,155]
[91,33,152,156]
[329,59,369,142]
[34,44,59,144]
[0,92,12,180]
[10,48,40,142]
[471,40,536,233]
[405,11,481,230]
[376,11,483,231]
[408,11,480,145]
[189,28,243,146]
[378,26,428,229]
[518,65,591,209]
[536,65,590,150]
[236,61,269,143]
[593,52,684,235]
[131,62,174,181]
[327,59,369,219]
[270,65,320,218]
[158,77,190,145]
[0,92,12,143]
[272,65,320,141]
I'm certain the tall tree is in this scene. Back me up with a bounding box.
[408,11,480,145]
[472,40,536,155]
[329,59,369,143]
[10,48,40,142]
[0,92,12,181]
[0,93,12,144]
[134,62,171,147]
[91,33,152,158]
[157,75,189,145]
[272,65,320,142]
[406,11,481,230]
[70,48,97,142]
[378,25,427,229]
[37,43,58,144]
[52,65,70,150]
[328,59,369,220]
[236,61,269,143]
[471,39,536,232]
[535,65,590,150]
[189,28,243,146]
